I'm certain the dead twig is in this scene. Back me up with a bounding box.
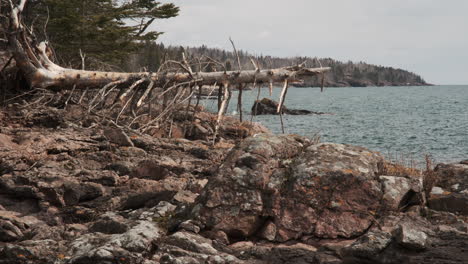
[136,80,154,108]
[79,49,86,70]
[213,83,231,144]
[64,84,76,106]
[229,37,242,71]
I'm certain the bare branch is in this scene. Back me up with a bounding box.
[136,80,154,108]
[229,37,242,72]
[182,52,194,75]
[277,79,289,133]
[213,83,231,144]
[119,79,145,101]
[277,79,289,113]
[250,58,260,72]
[79,49,86,70]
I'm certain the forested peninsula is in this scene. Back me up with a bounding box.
[130,44,430,87]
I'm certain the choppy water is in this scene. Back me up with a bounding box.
[201,85,468,164]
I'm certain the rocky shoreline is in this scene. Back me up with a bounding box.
[0,104,466,264]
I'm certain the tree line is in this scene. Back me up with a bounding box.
[97,40,431,87]
[142,45,428,87]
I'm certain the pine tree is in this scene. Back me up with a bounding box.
[32,0,179,69]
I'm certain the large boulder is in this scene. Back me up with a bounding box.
[379,175,423,210]
[251,98,325,116]
[428,161,468,215]
[187,134,387,242]
[68,220,162,263]
[393,222,429,250]
[434,162,468,191]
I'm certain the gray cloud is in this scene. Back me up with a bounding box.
[152,0,468,84]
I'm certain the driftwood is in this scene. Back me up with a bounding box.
[2,0,330,140]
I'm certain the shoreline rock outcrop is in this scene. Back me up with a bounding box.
[0,103,467,264]
[188,135,387,242]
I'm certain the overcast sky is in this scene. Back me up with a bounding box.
[152,0,468,84]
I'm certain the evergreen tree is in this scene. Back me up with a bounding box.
[32,0,179,69]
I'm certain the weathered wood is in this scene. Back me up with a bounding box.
[20,63,330,90]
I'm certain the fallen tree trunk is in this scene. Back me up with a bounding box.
[24,65,330,90]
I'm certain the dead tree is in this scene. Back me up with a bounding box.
[2,0,330,140]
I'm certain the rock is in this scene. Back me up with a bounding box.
[165,231,218,255]
[0,240,61,264]
[228,241,255,252]
[63,181,105,206]
[127,201,177,229]
[110,221,161,252]
[120,147,148,159]
[205,230,230,245]
[104,127,135,147]
[319,239,356,254]
[251,98,325,116]
[153,201,177,217]
[430,186,445,195]
[120,178,182,210]
[341,231,392,260]
[82,170,120,186]
[259,221,277,241]
[314,252,342,264]
[179,220,201,234]
[267,243,318,264]
[131,158,181,180]
[0,218,25,242]
[89,213,129,234]
[69,234,138,264]
[434,162,468,190]
[191,134,384,242]
[379,175,423,210]
[0,210,42,242]
[393,223,429,250]
[104,162,132,176]
[174,190,198,204]
[429,162,468,216]
[429,193,468,215]
[69,221,161,263]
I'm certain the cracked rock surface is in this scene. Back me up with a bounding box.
[0,105,467,264]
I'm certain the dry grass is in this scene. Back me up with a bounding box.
[422,154,437,200]
[310,132,321,145]
[377,161,423,177]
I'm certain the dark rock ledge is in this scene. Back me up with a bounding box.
[0,105,467,264]
[251,98,328,116]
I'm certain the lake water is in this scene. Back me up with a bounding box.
[201,85,468,164]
